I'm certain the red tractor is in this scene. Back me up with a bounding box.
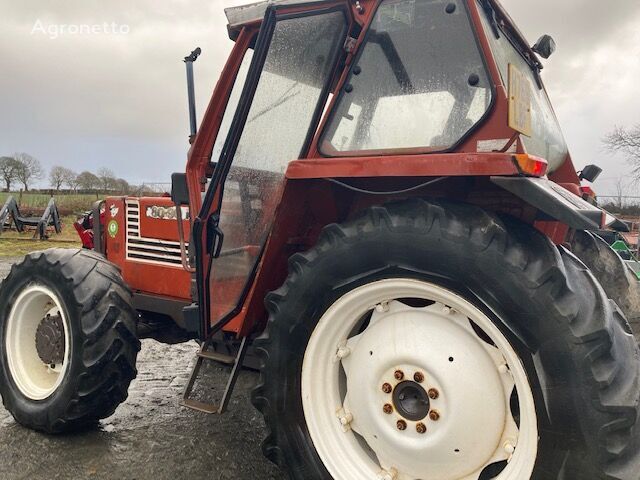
[2,1,640,478]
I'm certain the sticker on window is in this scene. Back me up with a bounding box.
[477,139,517,153]
[508,63,532,137]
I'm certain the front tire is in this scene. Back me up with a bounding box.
[0,249,140,433]
[252,200,640,480]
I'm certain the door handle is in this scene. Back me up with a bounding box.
[207,214,225,259]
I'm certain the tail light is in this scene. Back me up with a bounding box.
[513,154,548,177]
[581,185,596,197]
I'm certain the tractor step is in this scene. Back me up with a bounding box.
[181,336,249,415]
[181,398,219,414]
[197,349,235,365]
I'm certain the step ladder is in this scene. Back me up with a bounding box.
[182,336,249,414]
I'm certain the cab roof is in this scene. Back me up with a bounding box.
[225,0,331,37]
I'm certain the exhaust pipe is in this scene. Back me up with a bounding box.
[184,47,202,143]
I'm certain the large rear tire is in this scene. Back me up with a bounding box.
[252,200,640,480]
[571,230,640,343]
[0,248,140,433]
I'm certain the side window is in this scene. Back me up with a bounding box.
[209,11,348,322]
[477,1,568,167]
[230,12,346,173]
[211,50,254,164]
[321,0,492,155]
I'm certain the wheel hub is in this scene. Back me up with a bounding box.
[393,381,430,421]
[35,313,65,365]
[341,300,513,480]
[5,285,71,400]
[301,279,538,480]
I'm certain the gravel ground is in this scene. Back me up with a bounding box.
[0,256,283,480]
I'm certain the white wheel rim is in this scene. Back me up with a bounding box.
[302,278,538,480]
[5,284,71,400]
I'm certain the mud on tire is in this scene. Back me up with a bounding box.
[0,248,140,433]
[252,199,640,480]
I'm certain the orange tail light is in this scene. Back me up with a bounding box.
[513,154,548,177]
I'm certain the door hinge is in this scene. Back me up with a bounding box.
[343,36,358,53]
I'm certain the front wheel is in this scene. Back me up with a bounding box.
[0,249,140,433]
[252,200,640,480]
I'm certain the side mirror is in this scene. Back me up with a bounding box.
[532,35,556,59]
[171,172,190,206]
[579,165,603,183]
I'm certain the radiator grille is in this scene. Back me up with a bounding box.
[125,200,185,267]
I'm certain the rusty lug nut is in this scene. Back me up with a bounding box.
[413,372,424,383]
[416,422,427,434]
[428,388,440,400]
[396,420,407,431]
[429,410,441,421]
[382,383,392,394]
[394,370,404,381]
[383,404,393,414]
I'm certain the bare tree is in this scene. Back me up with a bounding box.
[604,125,640,177]
[0,156,21,191]
[97,167,116,192]
[613,176,629,209]
[76,171,100,191]
[13,152,44,192]
[62,168,78,191]
[49,166,68,191]
[113,178,130,194]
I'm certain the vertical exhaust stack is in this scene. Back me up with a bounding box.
[184,47,202,144]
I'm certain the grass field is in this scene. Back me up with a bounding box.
[0,238,80,257]
[1,214,82,257]
[0,192,99,215]
[1,193,90,257]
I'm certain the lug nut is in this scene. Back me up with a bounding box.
[376,301,390,313]
[396,420,407,431]
[429,410,441,421]
[394,370,404,381]
[336,346,351,359]
[413,372,424,383]
[382,383,392,394]
[428,388,439,400]
[383,404,393,414]
[416,422,427,434]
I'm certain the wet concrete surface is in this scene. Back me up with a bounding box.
[0,257,284,480]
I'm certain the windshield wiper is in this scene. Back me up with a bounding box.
[480,0,501,39]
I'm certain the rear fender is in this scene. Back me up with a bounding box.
[490,176,615,231]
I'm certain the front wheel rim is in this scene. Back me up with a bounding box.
[301,278,538,480]
[5,284,71,400]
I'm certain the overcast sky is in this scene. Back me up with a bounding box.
[1,0,639,196]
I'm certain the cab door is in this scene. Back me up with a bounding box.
[194,5,349,335]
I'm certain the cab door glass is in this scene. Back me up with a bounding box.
[209,10,348,322]
[211,50,254,165]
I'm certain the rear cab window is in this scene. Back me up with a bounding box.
[320,0,493,155]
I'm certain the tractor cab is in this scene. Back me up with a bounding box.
[71,0,597,348]
[86,0,609,348]
[182,0,594,341]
